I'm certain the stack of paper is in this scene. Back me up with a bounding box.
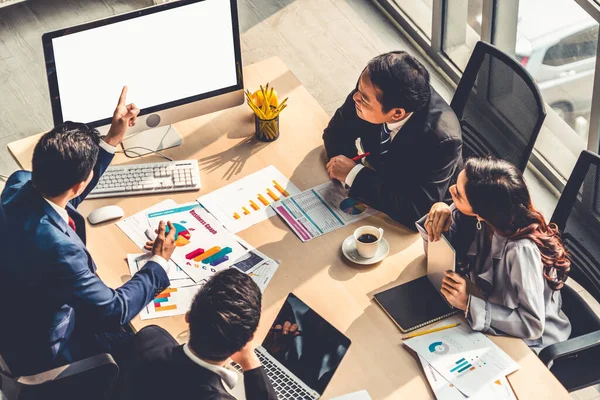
[120,201,280,320]
[404,318,519,399]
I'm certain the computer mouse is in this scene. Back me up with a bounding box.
[145,228,157,241]
[87,205,125,225]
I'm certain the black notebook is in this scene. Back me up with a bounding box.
[374,275,458,333]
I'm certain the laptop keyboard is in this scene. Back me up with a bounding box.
[230,350,316,399]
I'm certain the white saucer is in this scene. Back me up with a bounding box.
[341,235,390,265]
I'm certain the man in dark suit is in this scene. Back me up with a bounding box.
[324,51,462,227]
[123,268,277,400]
[0,87,175,376]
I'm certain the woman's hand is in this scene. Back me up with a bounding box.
[441,271,468,311]
[425,202,452,242]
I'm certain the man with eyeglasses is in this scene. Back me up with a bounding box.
[324,51,463,228]
[0,87,174,376]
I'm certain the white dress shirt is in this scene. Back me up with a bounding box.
[182,343,239,389]
[42,138,170,273]
[345,113,413,187]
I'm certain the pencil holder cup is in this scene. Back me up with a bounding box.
[254,114,280,142]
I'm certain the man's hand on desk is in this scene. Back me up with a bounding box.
[144,220,177,260]
[326,155,356,183]
[104,85,140,147]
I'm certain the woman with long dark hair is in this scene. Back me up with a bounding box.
[419,157,571,350]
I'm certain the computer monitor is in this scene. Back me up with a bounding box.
[42,0,243,154]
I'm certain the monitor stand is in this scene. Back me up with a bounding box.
[120,125,183,156]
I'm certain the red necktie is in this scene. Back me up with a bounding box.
[68,216,77,232]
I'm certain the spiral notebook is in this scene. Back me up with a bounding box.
[374,235,458,333]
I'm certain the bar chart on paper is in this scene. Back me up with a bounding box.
[197,165,300,233]
[404,321,519,397]
[140,286,198,320]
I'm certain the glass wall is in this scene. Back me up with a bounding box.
[376,0,600,187]
[392,0,433,39]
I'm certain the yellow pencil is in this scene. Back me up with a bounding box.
[401,323,460,340]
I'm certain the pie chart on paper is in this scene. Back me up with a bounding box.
[167,222,191,247]
[339,198,367,216]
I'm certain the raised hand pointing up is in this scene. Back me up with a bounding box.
[105,86,141,146]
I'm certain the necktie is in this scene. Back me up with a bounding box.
[380,123,391,156]
[68,216,77,232]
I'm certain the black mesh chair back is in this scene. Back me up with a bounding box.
[451,41,546,171]
[551,150,600,305]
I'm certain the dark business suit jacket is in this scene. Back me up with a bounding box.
[323,87,462,228]
[0,147,170,376]
[123,325,277,400]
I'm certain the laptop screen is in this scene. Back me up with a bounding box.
[262,293,351,395]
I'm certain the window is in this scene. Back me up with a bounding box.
[543,28,598,66]
[377,0,600,190]
[443,0,484,71]
[392,0,433,39]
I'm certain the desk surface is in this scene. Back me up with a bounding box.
[7,57,569,399]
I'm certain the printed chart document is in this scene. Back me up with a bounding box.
[197,165,300,233]
[419,355,517,400]
[139,285,199,320]
[404,322,519,397]
[117,199,177,249]
[231,250,280,292]
[126,254,202,320]
[272,181,377,242]
[127,254,196,288]
[147,203,249,283]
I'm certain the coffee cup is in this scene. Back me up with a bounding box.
[353,226,384,259]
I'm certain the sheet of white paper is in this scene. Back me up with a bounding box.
[147,203,249,283]
[127,253,196,287]
[331,390,372,400]
[242,256,279,292]
[197,165,300,233]
[404,320,519,397]
[272,181,377,242]
[139,285,200,320]
[117,199,177,249]
[419,355,517,400]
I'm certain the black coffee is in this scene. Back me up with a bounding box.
[358,233,378,243]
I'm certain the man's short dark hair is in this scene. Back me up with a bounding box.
[188,268,261,361]
[32,122,100,198]
[366,51,431,113]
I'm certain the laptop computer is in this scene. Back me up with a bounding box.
[227,293,351,399]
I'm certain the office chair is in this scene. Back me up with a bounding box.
[450,41,546,172]
[537,150,600,391]
[0,353,119,400]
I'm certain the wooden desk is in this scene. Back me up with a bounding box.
[7,57,569,399]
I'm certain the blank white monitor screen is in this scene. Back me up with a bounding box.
[47,0,238,125]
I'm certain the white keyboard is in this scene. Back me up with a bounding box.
[88,160,201,199]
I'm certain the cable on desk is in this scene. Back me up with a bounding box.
[116,146,174,162]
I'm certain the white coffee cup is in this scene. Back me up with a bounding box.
[353,226,384,259]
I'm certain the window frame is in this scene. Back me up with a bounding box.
[373,0,600,191]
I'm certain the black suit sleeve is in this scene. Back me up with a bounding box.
[243,366,278,400]
[350,137,462,228]
[322,91,362,160]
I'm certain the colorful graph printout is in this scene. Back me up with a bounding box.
[147,203,249,283]
[419,355,517,400]
[404,319,519,397]
[272,181,377,242]
[197,165,300,233]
